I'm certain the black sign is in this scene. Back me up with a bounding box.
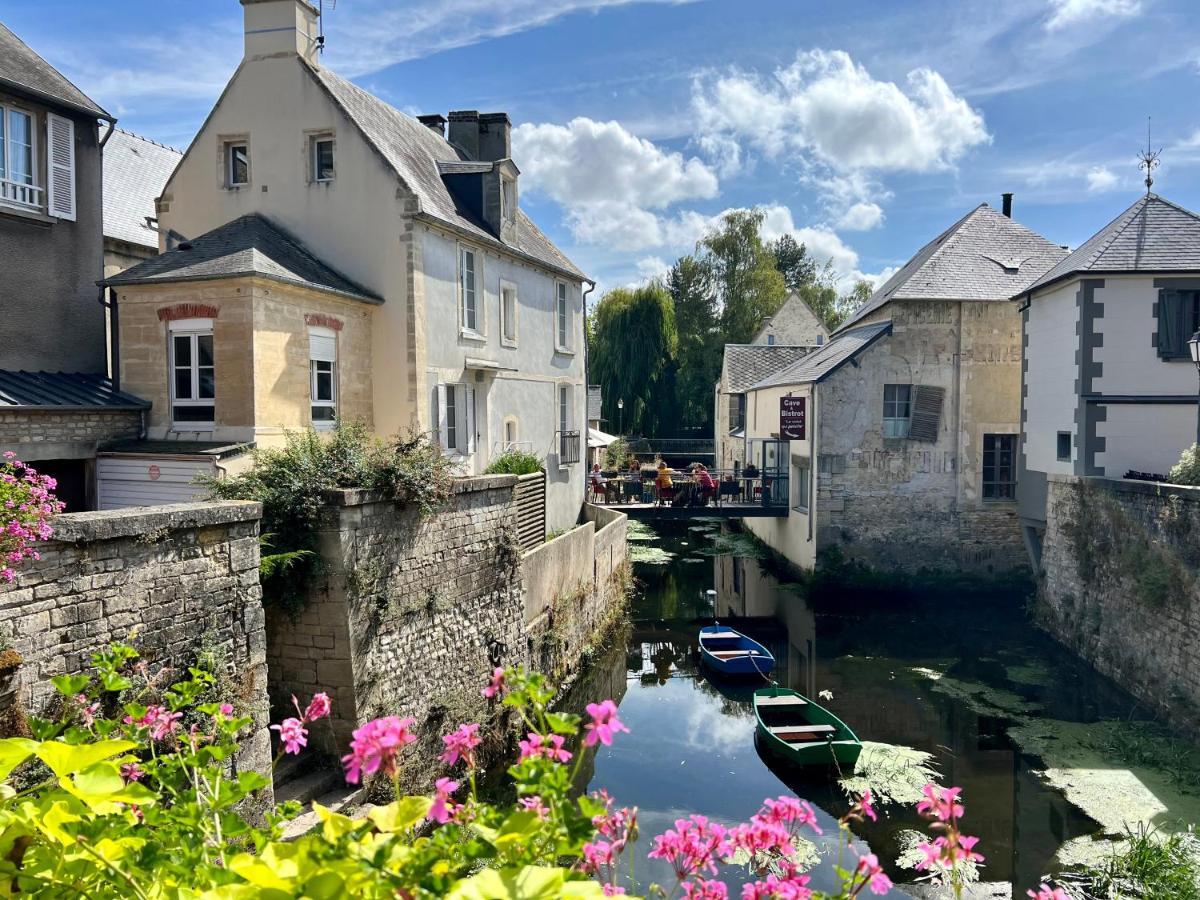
[780,396,806,440]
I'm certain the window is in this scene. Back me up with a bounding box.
[558,384,580,464]
[792,457,811,511]
[1156,289,1200,360]
[505,418,518,447]
[502,177,516,224]
[170,324,215,426]
[500,282,518,346]
[1056,431,1072,462]
[0,106,40,211]
[728,393,745,433]
[435,384,476,455]
[882,384,912,439]
[226,142,249,187]
[460,247,479,334]
[309,327,337,428]
[311,136,334,182]
[556,282,571,351]
[983,434,1017,500]
[767,334,775,345]
[445,386,457,450]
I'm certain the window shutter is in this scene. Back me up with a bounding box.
[1158,290,1183,359]
[47,113,76,221]
[435,384,449,451]
[909,385,944,443]
[309,329,336,362]
[464,387,476,455]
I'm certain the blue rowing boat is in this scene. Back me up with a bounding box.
[698,624,775,677]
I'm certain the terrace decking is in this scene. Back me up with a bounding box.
[615,501,788,519]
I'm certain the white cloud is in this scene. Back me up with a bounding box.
[631,256,672,285]
[328,0,696,75]
[692,50,990,175]
[1086,166,1119,192]
[836,202,885,231]
[1045,0,1142,31]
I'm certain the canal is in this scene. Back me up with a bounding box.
[561,520,1150,896]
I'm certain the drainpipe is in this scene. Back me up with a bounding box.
[98,286,120,390]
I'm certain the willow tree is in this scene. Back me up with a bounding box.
[589,283,677,437]
[668,255,720,433]
[699,209,788,345]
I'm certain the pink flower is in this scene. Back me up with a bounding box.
[583,699,629,747]
[483,667,506,699]
[742,873,812,899]
[915,839,944,871]
[855,852,893,896]
[128,705,182,741]
[594,804,637,841]
[342,715,417,784]
[428,777,459,824]
[1028,885,1068,900]
[518,731,572,764]
[303,692,331,722]
[917,783,964,822]
[271,717,308,755]
[441,723,482,767]
[519,795,550,819]
[582,840,617,874]
[730,820,791,856]
[858,789,877,822]
[74,694,100,727]
[957,834,985,864]
[648,815,731,880]
[755,796,821,834]
[602,886,626,896]
[682,879,728,899]
[120,763,144,782]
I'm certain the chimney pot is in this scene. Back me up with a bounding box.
[417,114,447,138]
[1001,192,1013,218]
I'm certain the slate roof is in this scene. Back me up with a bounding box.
[305,62,586,280]
[1023,193,1200,295]
[105,213,382,303]
[0,22,110,120]
[840,204,1066,331]
[750,323,892,390]
[103,129,182,249]
[723,345,812,393]
[0,371,149,410]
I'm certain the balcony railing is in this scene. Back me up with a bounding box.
[557,430,581,465]
[0,179,43,212]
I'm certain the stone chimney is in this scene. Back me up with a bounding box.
[447,111,480,159]
[478,113,512,163]
[241,0,320,65]
[417,114,447,138]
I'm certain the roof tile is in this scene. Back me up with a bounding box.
[751,323,892,389]
[723,345,813,393]
[103,129,182,250]
[0,22,108,119]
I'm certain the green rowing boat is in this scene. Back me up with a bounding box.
[753,686,862,769]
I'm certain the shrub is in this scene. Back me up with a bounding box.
[0,452,64,583]
[603,438,631,470]
[483,449,542,476]
[1169,443,1200,486]
[204,424,456,610]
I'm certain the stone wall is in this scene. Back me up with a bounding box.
[266,478,627,769]
[1041,474,1200,735]
[0,501,272,782]
[0,409,142,460]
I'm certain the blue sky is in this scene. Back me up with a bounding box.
[10,0,1200,291]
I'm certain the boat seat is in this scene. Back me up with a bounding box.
[709,650,765,659]
[704,631,742,640]
[755,695,807,707]
[768,724,836,743]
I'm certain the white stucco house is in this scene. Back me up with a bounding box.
[139,0,590,530]
[1017,193,1200,564]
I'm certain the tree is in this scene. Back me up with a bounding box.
[770,233,818,293]
[667,256,720,434]
[588,283,677,437]
[700,209,788,345]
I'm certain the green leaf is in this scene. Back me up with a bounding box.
[494,810,543,850]
[448,866,607,899]
[0,738,36,780]
[99,672,133,693]
[50,675,90,698]
[367,795,431,833]
[545,713,580,736]
[33,739,137,779]
[62,763,158,814]
[303,870,347,899]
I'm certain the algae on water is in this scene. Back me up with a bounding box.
[840,741,941,807]
[626,520,659,543]
[628,544,675,565]
[1005,662,1053,688]
[895,828,981,885]
[696,532,770,560]
[911,667,1040,717]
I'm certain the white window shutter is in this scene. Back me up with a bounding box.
[47,114,76,221]
[435,384,449,451]
[464,387,476,455]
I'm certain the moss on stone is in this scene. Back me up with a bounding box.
[840,741,941,807]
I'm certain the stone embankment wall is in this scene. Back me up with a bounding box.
[0,501,273,781]
[267,476,628,764]
[1041,474,1200,735]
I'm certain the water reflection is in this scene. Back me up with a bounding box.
[563,522,1145,894]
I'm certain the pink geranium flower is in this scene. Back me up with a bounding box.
[303,692,331,721]
[917,783,964,822]
[682,879,728,899]
[583,699,629,747]
[120,763,144,783]
[483,667,506,699]
[1028,885,1068,900]
[271,717,308,755]
[519,731,572,764]
[428,777,459,824]
[441,723,482,767]
[742,873,812,899]
[519,795,550,819]
[342,715,417,784]
[854,851,893,896]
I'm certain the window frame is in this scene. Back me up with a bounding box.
[556,383,580,467]
[1157,289,1200,360]
[792,456,811,512]
[555,281,572,354]
[982,433,1018,501]
[310,134,335,183]
[499,279,519,348]
[882,384,913,439]
[308,326,338,430]
[1,105,35,188]
[168,319,216,428]
[226,140,250,188]
[1056,431,1072,462]
[459,244,484,339]
[501,176,516,225]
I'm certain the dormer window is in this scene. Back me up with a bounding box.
[226,141,249,187]
[502,176,516,224]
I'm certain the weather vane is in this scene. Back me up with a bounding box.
[1137,116,1161,194]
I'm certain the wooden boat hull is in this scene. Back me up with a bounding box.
[698,625,775,677]
[753,686,862,769]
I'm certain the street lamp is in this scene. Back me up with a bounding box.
[1190,331,1200,445]
[617,397,624,436]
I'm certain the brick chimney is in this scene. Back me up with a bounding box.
[448,111,480,158]
[478,113,512,162]
[241,0,320,65]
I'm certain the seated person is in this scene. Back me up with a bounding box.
[694,464,717,504]
[590,463,611,501]
[654,462,674,502]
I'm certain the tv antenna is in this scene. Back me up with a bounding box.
[317,0,336,54]
[1137,116,1161,194]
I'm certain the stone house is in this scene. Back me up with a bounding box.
[740,200,1067,575]
[1017,193,1200,566]
[714,291,825,472]
[104,0,590,530]
[0,22,149,511]
[101,128,182,277]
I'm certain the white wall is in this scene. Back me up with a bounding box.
[1096,404,1195,476]
[1094,275,1197,395]
[1024,280,1080,476]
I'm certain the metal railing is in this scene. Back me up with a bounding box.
[0,179,43,211]
[557,430,581,465]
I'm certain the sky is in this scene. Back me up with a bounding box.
[9,0,1200,293]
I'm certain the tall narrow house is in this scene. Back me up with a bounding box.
[106,0,590,529]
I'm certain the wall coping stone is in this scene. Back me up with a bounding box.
[322,475,519,508]
[1052,473,1200,500]
[49,501,262,543]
